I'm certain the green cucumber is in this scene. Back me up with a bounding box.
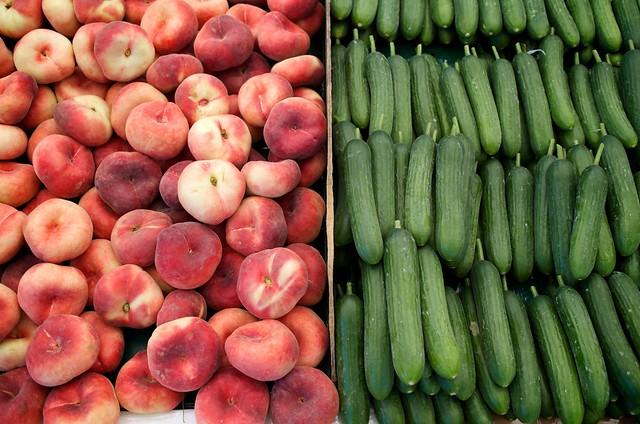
[409,45,438,138]
[608,271,640,358]
[568,53,602,149]
[352,0,378,28]
[332,121,358,247]
[620,42,640,139]
[373,387,405,424]
[331,40,351,124]
[591,50,638,149]
[611,0,640,49]
[480,158,512,276]
[394,141,411,223]
[453,0,479,42]
[528,286,584,424]
[533,141,557,275]
[618,248,640,288]
[433,391,464,424]
[565,0,595,46]
[500,0,526,34]
[513,42,554,158]
[359,260,394,401]
[331,18,351,39]
[506,154,534,283]
[344,138,384,265]
[537,342,557,419]
[582,406,606,424]
[489,46,522,159]
[401,389,436,424]
[522,0,550,39]
[395,376,418,394]
[376,0,400,40]
[462,389,494,424]
[590,0,622,52]
[419,372,441,395]
[364,37,394,136]
[554,277,609,412]
[368,130,396,239]
[405,132,436,246]
[424,54,451,140]
[478,0,503,36]
[600,132,640,256]
[580,273,640,405]
[400,0,424,39]
[431,0,454,28]
[331,0,353,20]
[388,42,413,144]
[419,0,436,45]
[345,30,370,130]
[543,0,580,47]
[453,173,483,279]
[606,400,626,419]
[335,282,370,424]
[384,220,425,385]
[460,45,502,156]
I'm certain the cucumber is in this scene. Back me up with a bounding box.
[453,173,483,279]
[513,42,554,158]
[568,53,602,149]
[522,0,550,39]
[606,400,626,419]
[431,0,454,28]
[332,121,358,247]
[400,0,424,39]
[331,18,351,39]
[394,141,411,224]
[533,141,557,275]
[388,42,413,144]
[419,0,437,45]
[433,391,464,424]
[500,0,526,34]
[591,50,638,149]
[335,282,370,424]
[376,0,400,40]
[619,248,640,288]
[611,0,640,50]
[506,154,534,283]
[359,260,394,401]
[565,0,595,46]
[600,133,640,256]
[504,282,542,424]
[478,0,503,36]
[364,37,394,136]
[453,0,479,42]
[569,145,607,281]
[543,0,580,47]
[331,0,353,21]
[331,40,351,124]
[409,45,439,138]
[405,133,436,247]
[419,372,442,395]
[489,46,522,159]
[580,273,640,405]
[461,282,511,415]
[401,389,436,424]
[608,271,640,358]
[345,30,370,130]
[480,158,512,276]
[384,220,425,385]
[462,389,494,424]
[439,286,476,400]
[368,130,396,239]
[373,387,405,424]
[546,145,578,286]
[556,120,585,150]
[620,42,640,139]
[582,406,606,424]
[554,278,609,413]
[344,138,384,265]
[539,33,578,131]
[590,0,622,52]
[537,344,557,419]
[352,0,378,28]
[395,376,418,394]
[460,45,502,156]
[424,54,451,140]
[528,286,585,424]
[439,62,482,161]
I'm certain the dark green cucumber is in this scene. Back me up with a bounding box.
[424,54,451,140]
[462,389,494,424]
[506,154,534,283]
[419,372,442,395]
[569,146,608,281]
[580,273,640,405]
[368,130,396,239]
[533,141,557,275]
[331,18,350,39]
[608,271,640,358]
[478,0,503,36]
[504,282,542,424]
[543,0,580,47]
[433,391,464,424]
[461,282,511,415]
[518,101,535,166]
[439,286,476,400]
[538,33,577,131]
[620,42,640,139]
[606,400,626,419]
[501,0,526,34]
[489,46,522,159]
[439,61,482,161]
[332,121,358,247]
[359,260,394,401]
[611,0,640,50]
[556,120,585,150]
[384,220,425,385]
[453,0,479,42]
[373,387,405,424]
[453,173,483,279]
[401,389,436,424]
[618,248,640,288]
[438,24,457,45]
[331,0,353,20]
[582,406,606,424]
[331,40,351,124]
[376,0,400,40]
[394,141,411,224]
[431,0,454,28]
[568,53,602,149]
[388,42,413,144]
[419,0,436,45]
[335,282,370,424]
[600,133,640,256]
[513,42,554,158]
[565,0,595,46]
[352,0,378,28]
[344,138,384,265]
[409,46,438,137]
[546,146,578,285]
[364,37,394,136]
[345,30,370,130]
[522,0,550,39]
[528,287,585,424]
[395,376,418,394]
[554,278,609,412]
[460,45,502,156]
[591,50,638,149]
[400,0,424,39]
[405,133,436,246]
[537,342,557,419]
[590,0,622,52]
[480,158,512,275]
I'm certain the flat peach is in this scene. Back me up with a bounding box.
[145,54,204,94]
[0,204,25,266]
[159,160,193,209]
[174,72,230,126]
[0,38,15,77]
[0,71,38,125]
[0,283,21,341]
[193,14,254,73]
[287,243,326,306]
[268,147,327,188]
[53,94,112,147]
[277,186,326,244]
[71,22,110,84]
[78,186,120,239]
[0,312,39,372]
[237,72,293,128]
[277,305,328,367]
[184,0,229,28]
[0,162,41,208]
[267,0,317,20]
[241,159,301,198]
[293,86,325,112]
[80,311,125,374]
[156,289,207,326]
[69,238,122,308]
[123,0,156,24]
[110,208,173,267]
[207,307,258,366]
[0,252,41,293]
[199,247,245,310]
[140,0,198,54]
[0,0,44,39]
[215,52,270,95]
[42,0,81,37]
[72,0,125,23]
[187,113,252,167]
[255,11,310,61]
[0,367,50,424]
[19,84,56,131]
[92,135,134,168]
[225,3,267,47]
[26,117,64,162]
[52,68,110,100]
[13,28,76,84]
[0,125,28,161]
[293,1,324,36]
[271,54,325,87]
[20,188,57,215]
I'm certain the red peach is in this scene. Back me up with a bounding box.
[69,238,122,308]
[159,160,193,209]
[31,134,95,199]
[193,14,254,73]
[194,366,269,424]
[0,283,21,341]
[255,11,310,61]
[0,312,39,372]
[53,95,112,146]
[73,0,125,23]
[207,307,258,366]
[41,0,81,37]
[140,0,198,54]
[225,3,267,47]
[0,203,26,266]
[51,68,110,100]
[199,247,245,310]
[13,28,76,84]
[21,188,57,215]
[156,289,208,326]
[110,208,173,267]
[123,0,156,24]
[145,264,176,295]
[154,221,223,290]
[241,158,301,198]
[272,54,325,87]
[225,319,299,381]
[184,0,229,28]
[0,0,44,40]
[80,311,125,374]
[147,316,223,392]
[71,22,110,84]
[26,117,64,162]
[78,187,120,239]
[277,305,328,367]
[278,186,326,244]
[19,84,57,131]
[22,198,94,263]
[0,38,16,78]
[215,51,270,95]
[0,252,41,293]
[293,86,326,113]
[267,0,317,20]
[145,53,204,94]
[92,135,135,168]
[293,1,324,36]
[115,350,185,413]
[43,372,120,424]
[249,147,267,161]
[174,72,231,126]
[268,147,327,188]
[187,113,252,167]
[0,71,38,125]
[287,243,326,306]
[0,367,49,424]
[0,162,41,208]
[25,314,100,387]
[237,72,293,128]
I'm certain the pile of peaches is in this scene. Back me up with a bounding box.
[0,0,339,421]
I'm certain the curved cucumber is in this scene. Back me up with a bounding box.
[345,30,370,129]
[568,53,602,149]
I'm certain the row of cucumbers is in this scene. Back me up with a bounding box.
[330,0,640,52]
[335,253,640,424]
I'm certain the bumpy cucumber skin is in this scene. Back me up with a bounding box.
[481,159,512,275]
[506,163,534,283]
[373,387,405,424]
[618,248,640,288]
[400,0,425,40]
[394,142,411,223]
[620,48,640,140]
[565,0,595,45]
[453,0,479,41]
[331,42,351,124]
[539,34,577,131]
[462,389,494,424]
[501,0,527,34]
[404,134,436,247]
[388,52,414,143]
[431,0,455,28]
[433,391,465,424]
[332,121,358,247]
[608,271,640,359]
[478,0,503,36]
[419,0,437,45]
[611,0,640,50]
[533,154,557,275]
[489,56,522,159]
[401,389,436,424]
[590,0,622,52]
[352,0,378,28]
[522,0,550,39]
[409,54,439,138]
[569,60,602,149]
[365,49,394,136]
[454,174,483,279]
[543,0,580,47]
[368,130,396,239]
[345,32,370,129]
[376,0,400,40]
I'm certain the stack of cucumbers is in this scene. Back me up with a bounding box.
[332,17,640,424]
